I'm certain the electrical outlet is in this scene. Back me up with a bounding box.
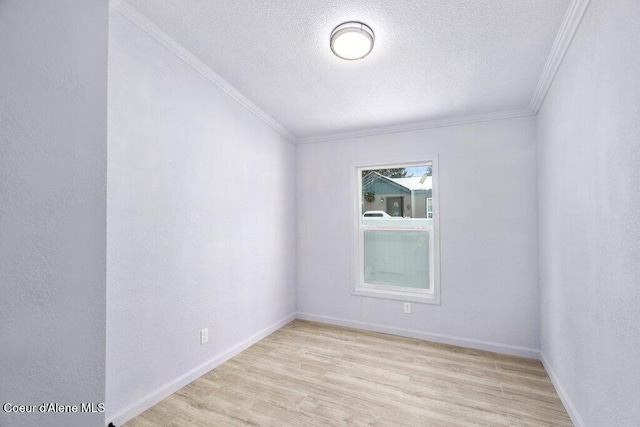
[200,328,208,345]
[403,302,411,314]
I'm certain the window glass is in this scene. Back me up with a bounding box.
[359,163,435,295]
[364,230,430,290]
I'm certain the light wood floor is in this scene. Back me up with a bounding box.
[123,320,572,426]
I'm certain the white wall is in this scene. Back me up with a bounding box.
[537,0,640,425]
[106,9,297,423]
[296,117,540,355]
[0,1,108,426]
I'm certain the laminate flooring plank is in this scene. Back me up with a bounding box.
[124,320,572,426]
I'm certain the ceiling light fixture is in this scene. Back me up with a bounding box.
[330,21,375,60]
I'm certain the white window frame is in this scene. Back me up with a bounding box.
[426,197,433,219]
[352,159,441,305]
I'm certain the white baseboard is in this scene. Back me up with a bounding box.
[107,310,541,426]
[106,312,296,426]
[296,312,540,359]
[541,353,585,427]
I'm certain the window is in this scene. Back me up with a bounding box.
[354,161,440,304]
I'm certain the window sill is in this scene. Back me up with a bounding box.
[352,287,440,305]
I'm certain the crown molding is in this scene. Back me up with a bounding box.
[111,0,589,145]
[112,0,297,143]
[528,0,592,113]
[296,109,535,144]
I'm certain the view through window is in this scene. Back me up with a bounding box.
[358,163,436,299]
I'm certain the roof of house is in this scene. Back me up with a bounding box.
[363,172,432,193]
[388,176,432,191]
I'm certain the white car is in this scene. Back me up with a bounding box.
[362,210,391,218]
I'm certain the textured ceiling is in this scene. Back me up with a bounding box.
[125,0,571,139]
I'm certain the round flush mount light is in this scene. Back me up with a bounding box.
[330,21,375,60]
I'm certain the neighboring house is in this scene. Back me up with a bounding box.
[362,172,433,218]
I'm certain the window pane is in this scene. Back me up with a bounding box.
[363,230,430,290]
[361,164,433,223]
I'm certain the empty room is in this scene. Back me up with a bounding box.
[1,0,639,426]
